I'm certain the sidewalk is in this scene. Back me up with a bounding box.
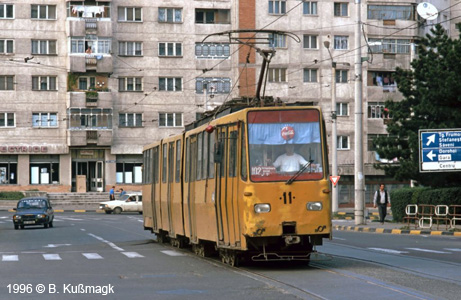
[334,208,461,237]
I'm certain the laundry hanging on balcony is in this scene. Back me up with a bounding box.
[72,6,105,18]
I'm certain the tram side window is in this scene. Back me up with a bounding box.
[175,140,181,183]
[208,132,215,179]
[142,150,151,184]
[185,138,190,182]
[153,146,159,184]
[241,125,247,181]
[229,130,238,177]
[197,132,203,180]
[162,144,167,183]
[219,131,227,176]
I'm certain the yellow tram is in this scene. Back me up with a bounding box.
[142,105,331,265]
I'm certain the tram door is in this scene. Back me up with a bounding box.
[186,136,198,243]
[216,124,240,246]
[167,142,175,235]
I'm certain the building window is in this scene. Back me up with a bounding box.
[367,5,414,21]
[0,39,13,54]
[68,108,112,130]
[119,41,142,56]
[0,76,14,90]
[334,3,348,17]
[31,40,56,55]
[368,38,411,54]
[303,69,317,83]
[78,77,96,90]
[158,42,182,57]
[158,7,182,23]
[119,113,143,127]
[196,77,231,94]
[195,9,230,24]
[269,33,287,48]
[71,37,111,54]
[118,7,142,22]
[303,1,318,15]
[159,112,183,127]
[368,102,391,119]
[32,76,57,91]
[334,36,348,50]
[303,35,318,49]
[335,70,348,83]
[0,157,17,184]
[159,77,182,91]
[119,77,143,92]
[195,43,230,59]
[268,1,286,14]
[0,113,15,127]
[32,112,57,128]
[337,136,349,150]
[268,68,287,82]
[116,159,143,184]
[336,103,348,116]
[30,155,59,184]
[368,71,397,92]
[0,4,14,19]
[31,5,56,20]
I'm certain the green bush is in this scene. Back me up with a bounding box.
[0,191,25,200]
[390,187,461,222]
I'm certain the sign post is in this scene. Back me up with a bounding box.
[419,129,461,172]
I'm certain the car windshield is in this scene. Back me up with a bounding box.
[18,199,47,209]
[248,109,324,182]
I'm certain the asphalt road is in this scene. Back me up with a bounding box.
[1,212,460,300]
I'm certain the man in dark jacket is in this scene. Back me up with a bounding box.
[373,184,391,224]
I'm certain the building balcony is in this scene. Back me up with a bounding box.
[67,130,112,147]
[68,55,113,73]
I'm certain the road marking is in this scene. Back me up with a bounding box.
[161,250,187,257]
[368,248,409,254]
[88,233,124,251]
[44,244,72,248]
[82,253,103,260]
[444,248,461,252]
[332,237,346,241]
[405,248,451,254]
[2,255,18,261]
[122,252,144,258]
[43,254,62,260]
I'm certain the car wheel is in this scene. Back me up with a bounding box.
[113,207,122,214]
[14,224,19,230]
[20,225,25,229]
[105,211,112,214]
[44,223,49,228]
[138,211,142,215]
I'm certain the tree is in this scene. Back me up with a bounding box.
[374,24,461,187]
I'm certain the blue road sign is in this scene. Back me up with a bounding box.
[419,130,461,172]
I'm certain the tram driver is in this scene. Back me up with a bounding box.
[273,144,309,173]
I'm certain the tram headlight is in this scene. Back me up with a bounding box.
[306,202,323,211]
[254,204,271,213]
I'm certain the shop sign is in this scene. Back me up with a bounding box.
[0,146,48,153]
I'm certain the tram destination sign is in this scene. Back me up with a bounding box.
[419,129,461,172]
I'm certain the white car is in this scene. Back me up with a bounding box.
[99,192,142,214]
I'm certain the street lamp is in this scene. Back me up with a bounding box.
[324,41,339,214]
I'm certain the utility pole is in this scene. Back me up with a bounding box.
[354,0,365,225]
[324,41,338,214]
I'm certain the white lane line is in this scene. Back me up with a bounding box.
[444,248,461,252]
[43,254,62,260]
[405,248,451,254]
[87,233,124,251]
[161,250,187,257]
[332,237,346,241]
[368,248,409,254]
[82,253,103,260]
[122,252,144,258]
[2,255,19,262]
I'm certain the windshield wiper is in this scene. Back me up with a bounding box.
[285,160,313,185]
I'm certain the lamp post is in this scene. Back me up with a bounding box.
[324,41,338,214]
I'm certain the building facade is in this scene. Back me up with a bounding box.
[0,1,457,203]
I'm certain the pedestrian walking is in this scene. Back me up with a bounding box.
[109,186,115,200]
[373,183,391,224]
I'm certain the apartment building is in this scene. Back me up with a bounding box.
[0,1,456,204]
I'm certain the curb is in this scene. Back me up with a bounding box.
[333,225,461,236]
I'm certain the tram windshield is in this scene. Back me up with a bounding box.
[247,109,323,182]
